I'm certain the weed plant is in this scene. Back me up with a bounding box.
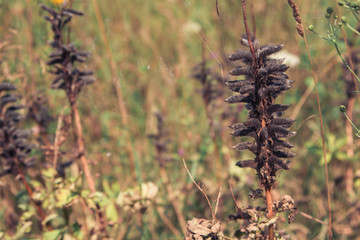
[0,0,360,239]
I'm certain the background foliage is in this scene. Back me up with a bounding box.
[0,0,359,239]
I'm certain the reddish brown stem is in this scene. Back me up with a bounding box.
[241,0,256,62]
[265,187,274,240]
[14,158,51,229]
[250,0,256,38]
[71,101,108,236]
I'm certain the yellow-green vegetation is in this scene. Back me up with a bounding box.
[0,0,359,239]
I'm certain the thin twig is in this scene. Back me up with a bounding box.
[241,0,256,62]
[287,0,333,237]
[228,180,240,211]
[300,211,325,225]
[214,187,222,217]
[250,0,256,38]
[182,158,214,219]
[52,108,65,172]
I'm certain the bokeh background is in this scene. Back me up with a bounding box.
[1,0,359,239]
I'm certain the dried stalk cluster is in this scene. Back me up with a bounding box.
[0,83,35,177]
[225,38,296,189]
[148,113,174,166]
[42,5,108,236]
[192,61,234,132]
[225,37,297,238]
[41,5,95,103]
[192,61,225,107]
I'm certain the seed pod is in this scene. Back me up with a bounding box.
[267,104,290,115]
[229,66,255,78]
[258,44,284,59]
[273,151,296,158]
[225,94,252,104]
[232,142,256,152]
[231,127,256,137]
[229,50,253,63]
[269,156,290,170]
[236,160,257,168]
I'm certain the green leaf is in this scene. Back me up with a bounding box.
[14,221,32,240]
[42,168,57,179]
[43,228,66,240]
[106,202,118,222]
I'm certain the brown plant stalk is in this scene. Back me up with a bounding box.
[149,113,187,233]
[287,0,333,237]
[41,4,108,236]
[224,2,298,239]
[241,1,275,238]
[91,0,136,181]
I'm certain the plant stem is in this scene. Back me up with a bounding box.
[159,166,187,234]
[71,101,108,236]
[334,42,360,82]
[13,157,51,229]
[241,0,256,63]
[303,28,334,240]
[91,0,137,181]
[266,187,274,240]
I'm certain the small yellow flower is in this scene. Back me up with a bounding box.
[50,0,68,5]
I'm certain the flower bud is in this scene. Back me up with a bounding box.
[327,7,333,15]
[339,105,346,113]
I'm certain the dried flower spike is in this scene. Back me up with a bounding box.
[41,4,94,103]
[0,83,35,177]
[226,38,296,189]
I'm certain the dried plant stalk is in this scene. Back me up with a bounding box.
[0,82,49,228]
[226,36,296,239]
[148,113,187,233]
[41,4,108,236]
[286,0,333,237]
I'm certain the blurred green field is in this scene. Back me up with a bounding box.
[0,0,360,239]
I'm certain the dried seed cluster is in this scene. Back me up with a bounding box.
[148,113,174,166]
[41,5,95,103]
[185,218,223,240]
[0,83,35,177]
[27,94,54,129]
[226,38,296,188]
[192,61,226,106]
